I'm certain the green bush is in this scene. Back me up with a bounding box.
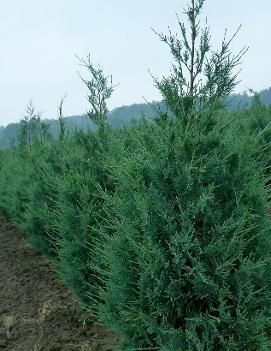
[56,131,111,309]
[97,112,271,350]
[0,152,32,221]
[55,125,154,311]
[18,143,63,257]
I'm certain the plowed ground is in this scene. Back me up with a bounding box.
[0,219,113,351]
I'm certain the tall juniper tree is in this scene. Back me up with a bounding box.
[96,1,271,350]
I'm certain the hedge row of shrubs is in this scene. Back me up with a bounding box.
[1,0,271,348]
[1,104,271,350]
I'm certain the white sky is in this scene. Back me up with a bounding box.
[0,0,270,126]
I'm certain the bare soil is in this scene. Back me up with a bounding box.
[0,218,113,351]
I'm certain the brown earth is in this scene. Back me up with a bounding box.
[0,218,114,351]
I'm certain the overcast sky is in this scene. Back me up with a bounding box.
[0,0,270,126]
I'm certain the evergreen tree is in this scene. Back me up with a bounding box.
[98,110,271,351]
[96,1,271,350]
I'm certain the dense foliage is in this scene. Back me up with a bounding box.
[96,110,271,350]
[0,102,271,350]
[1,0,271,349]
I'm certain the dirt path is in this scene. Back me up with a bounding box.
[0,218,113,351]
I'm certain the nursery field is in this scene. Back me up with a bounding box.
[1,0,271,350]
[0,218,112,351]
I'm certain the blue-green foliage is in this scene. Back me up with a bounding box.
[0,106,271,350]
[55,130,112,308]
[1,0,271,347]
[19,144,64,256]
[96,112,271,350]
[0,127,115,309]
[0,152,32,221]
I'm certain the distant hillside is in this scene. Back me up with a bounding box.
[1,88,271,149]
